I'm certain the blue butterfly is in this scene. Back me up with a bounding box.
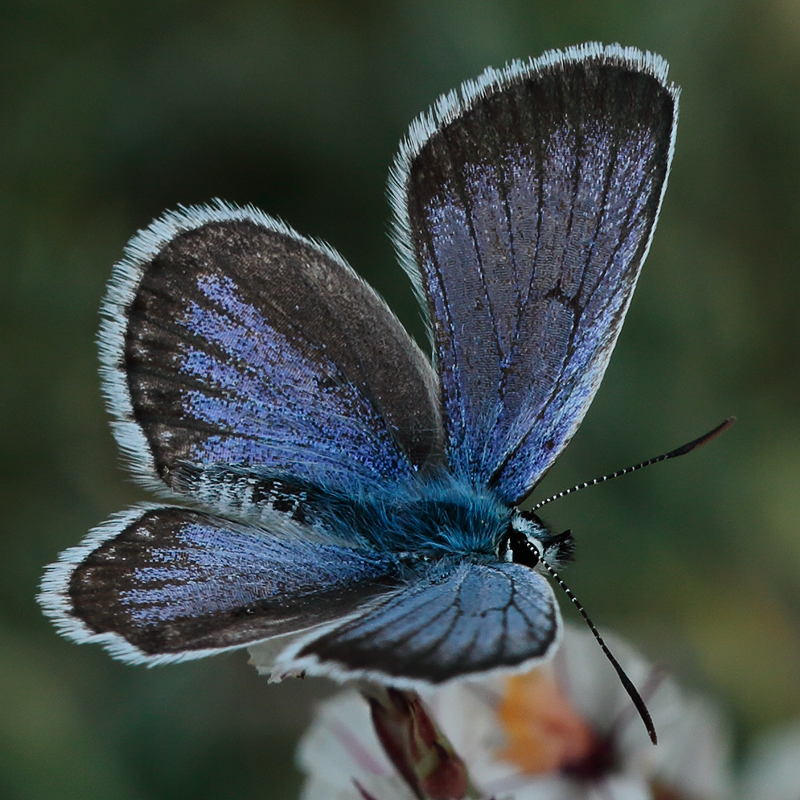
[39,43,678,688]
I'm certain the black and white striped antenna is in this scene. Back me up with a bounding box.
[532,417,735,512]
[523,417,735,744]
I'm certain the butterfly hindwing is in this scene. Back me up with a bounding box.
[40,501,558,682]
[39,504,405,664]
[391,44,678,503]
[284,559,560,684]
[102,203,443,498]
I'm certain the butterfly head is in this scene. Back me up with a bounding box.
[498,511,575,571]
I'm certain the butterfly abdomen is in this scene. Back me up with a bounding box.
[172,462,323,530]
[175,461,510,560]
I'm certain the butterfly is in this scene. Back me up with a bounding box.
[39,43,678,689]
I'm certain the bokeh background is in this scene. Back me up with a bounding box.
[2,0,800,797]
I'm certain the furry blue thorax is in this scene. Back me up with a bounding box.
[309,473,514,559]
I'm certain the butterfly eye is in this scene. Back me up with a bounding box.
[498,525,542,569]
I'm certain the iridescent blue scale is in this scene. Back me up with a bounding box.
[39,42,678,687]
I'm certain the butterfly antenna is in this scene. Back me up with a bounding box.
[538,558,658,745]
[533,417,734,512]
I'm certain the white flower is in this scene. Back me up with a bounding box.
[296,625,733,800]
[249,631,306,681]
[297,688,419,800]
[739,720,800,800]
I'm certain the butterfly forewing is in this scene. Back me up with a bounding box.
[392,45,678,503]
[103,204,443,497]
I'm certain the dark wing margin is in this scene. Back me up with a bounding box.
[100,202,443,498]
[280,559,560,685]
[390,43,678,503]
[38,505,403,665]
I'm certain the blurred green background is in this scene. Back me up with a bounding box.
[2,0,799,797]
